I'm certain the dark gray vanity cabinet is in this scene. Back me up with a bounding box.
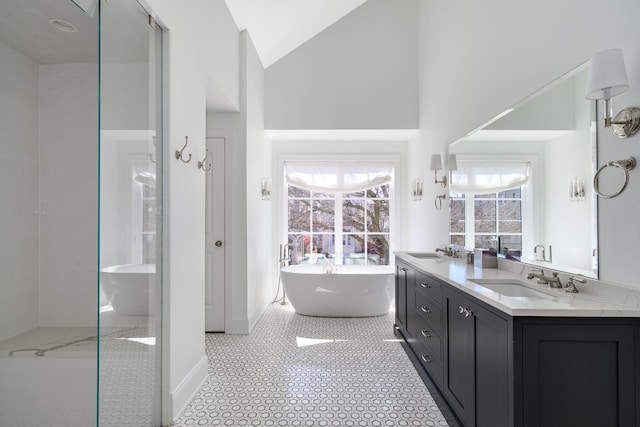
[516,319,639,427]
[407,270,445,388]
[395,261,414,334]
[394,260,640,427]
[443,287,510,427]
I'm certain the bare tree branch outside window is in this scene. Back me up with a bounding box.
[287,184,390,265]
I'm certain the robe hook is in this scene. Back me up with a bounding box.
[175,136,192,163]
[198,149,212,172]
[149,136,156,164]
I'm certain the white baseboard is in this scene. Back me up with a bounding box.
[171,355,209,423]
[248,300,269,333]
[226,314,249,334]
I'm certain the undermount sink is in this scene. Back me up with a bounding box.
[469,279,553,299]
[407,252,440,259]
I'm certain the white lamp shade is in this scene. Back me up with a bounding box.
[585,48,630,100]
[430,154,442,171]
[448,154,458,171]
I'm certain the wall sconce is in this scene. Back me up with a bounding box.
[585,48,640,138]
[411,177,423,201]
[261,177,272,200]
[430,154,447,187]
[570,178,586,202]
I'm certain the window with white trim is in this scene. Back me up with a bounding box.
[285,161,393,265]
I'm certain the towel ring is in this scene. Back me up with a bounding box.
[593,157,636,199]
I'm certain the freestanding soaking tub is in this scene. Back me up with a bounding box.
[100,263,156,315]
[280,264,395,317]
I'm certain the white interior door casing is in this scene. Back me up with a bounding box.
[205,137,225,332]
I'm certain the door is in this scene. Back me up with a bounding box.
[444,289,475,427]
[395,262,412,333]
[444,289,509,427]
[205,137,225,331]
[99,1,164,425]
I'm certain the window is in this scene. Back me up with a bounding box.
[284,160,393,265]
[450,187,523,256]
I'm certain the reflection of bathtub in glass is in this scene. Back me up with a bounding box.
[280,264,395,317]
[100,264,155,315]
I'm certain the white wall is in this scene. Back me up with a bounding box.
[243,33,273,331]
[265,0,418,130]
[418,0,640,288]
[0,42,39,342]
[141,0,258,421]
[38,64,98,326]
[205,31,272,335]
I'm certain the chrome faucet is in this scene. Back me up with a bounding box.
[527,268,562,288]
[280,243,296,266]
[436,247,458,257]
[565,276,586,293]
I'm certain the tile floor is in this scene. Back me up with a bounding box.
[174,303,449,426]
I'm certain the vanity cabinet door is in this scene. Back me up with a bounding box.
[444,289,510,427]
[395,262,413,333]
[520,322,637,427]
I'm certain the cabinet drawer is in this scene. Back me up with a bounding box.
[415,291,442,332]
[415,271,442,305]
[409,320,442,361]
[413,338,443,388]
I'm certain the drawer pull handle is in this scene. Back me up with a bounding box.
[420,283,431,289]
[420,306,431,314]
[458,305,464,314]
[421,329,431,338]
[421,354,432,363]
[463,308,473,317]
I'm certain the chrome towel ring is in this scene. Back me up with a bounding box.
[593,157,636,199]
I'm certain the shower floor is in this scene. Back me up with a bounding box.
[0,311,159,427]
[0,326,97,358]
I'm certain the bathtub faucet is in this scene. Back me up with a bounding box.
[280,243,298,267]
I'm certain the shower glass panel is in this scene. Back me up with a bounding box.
[0,0,99,425]
[98,0,163,426]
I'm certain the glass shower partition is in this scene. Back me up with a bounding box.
[0,0,99,425]
[98,1,163,426]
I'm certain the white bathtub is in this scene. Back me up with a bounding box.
[280,264,395,317]
[100,264,156,315]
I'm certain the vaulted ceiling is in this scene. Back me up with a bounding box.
[1,0,368,67]
[223,0,368,68]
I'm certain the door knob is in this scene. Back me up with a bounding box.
[215,240,223,247]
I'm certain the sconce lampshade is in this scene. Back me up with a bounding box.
[585,48,630,100]
[448,154,458,171]
[430,154,443,171]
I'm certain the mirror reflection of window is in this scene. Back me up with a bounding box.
[450,186,523,257]
[133,169,156,264]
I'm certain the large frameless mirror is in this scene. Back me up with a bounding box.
[449,63,598,278]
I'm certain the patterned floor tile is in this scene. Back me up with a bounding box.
[174,304,449,426]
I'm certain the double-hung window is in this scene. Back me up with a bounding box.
[285,161,393,265]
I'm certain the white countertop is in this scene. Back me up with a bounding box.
[395,252,640,317]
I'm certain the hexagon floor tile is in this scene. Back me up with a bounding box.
[174,304,449,426]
